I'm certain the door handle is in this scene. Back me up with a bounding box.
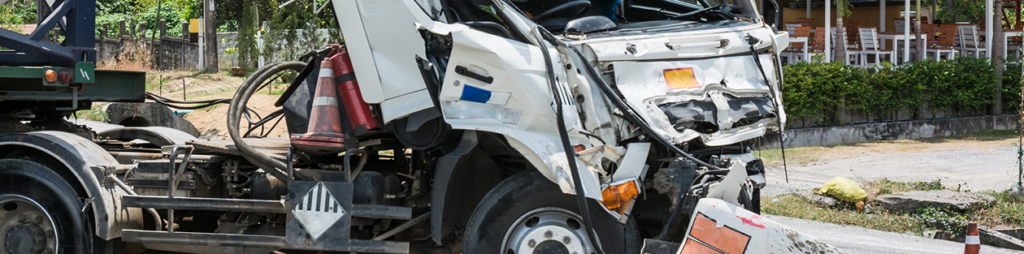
[455,65,493,84]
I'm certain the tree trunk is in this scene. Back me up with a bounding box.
[994,0,1005,115]
[836,18,847,64]
[947,0,958,22]
[930,0,936,23]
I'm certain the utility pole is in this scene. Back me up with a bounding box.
[204,0,218,73]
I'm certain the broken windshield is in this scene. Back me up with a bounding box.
[484,0,760,35]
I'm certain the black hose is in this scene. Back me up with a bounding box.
[243,109,286,137]
[146,92,232,104]
[146,97,226,110]
[227,62,306,182]
[532,27,606,254]
[535,29,721,170]
[657,171,707,240]
[744,34,789,183]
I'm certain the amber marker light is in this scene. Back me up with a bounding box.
[44,69,57,83]
[600,179,640,215]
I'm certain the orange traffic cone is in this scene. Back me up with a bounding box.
[964,222,980,254]
[290,59,348,154]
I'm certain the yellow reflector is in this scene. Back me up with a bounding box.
[190,19,201,33]
[664,67,700,90]
[44,69,57,83]
[600,180,640,215]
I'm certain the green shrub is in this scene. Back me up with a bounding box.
[783,58,1002,127]
[1003,59,1023,113]
[783,61,857,126]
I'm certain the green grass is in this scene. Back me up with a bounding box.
[764,195,923,234]
[764,179,1024,237]
[755,146,835,166]
[975,190,1024,229]
[866,178,946,195]
[74,103,108,122]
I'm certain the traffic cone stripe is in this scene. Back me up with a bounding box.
[319,68,334,77]
[965,222,980,254]
[312,96,337,107]
[965,235,980,245]
[290,58,347,154]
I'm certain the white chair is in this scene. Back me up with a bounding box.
[957,24,986,57]
[832,27,862,66]
[894,18,905,33]
[858,27,893,67]
[786,22,802,34]
[782,27,812,64]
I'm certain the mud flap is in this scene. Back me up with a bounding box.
[286,181,353,250]
[640,198,847,254]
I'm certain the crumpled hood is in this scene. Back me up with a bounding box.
[566,23,787,146]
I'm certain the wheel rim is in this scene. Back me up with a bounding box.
[501,207,595,254]
[0,194,58,254]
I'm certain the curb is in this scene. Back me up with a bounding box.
[758,115,1019,148]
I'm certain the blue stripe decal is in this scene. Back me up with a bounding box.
[460,85,492,104]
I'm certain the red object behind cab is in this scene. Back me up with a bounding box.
[330,50,381,135]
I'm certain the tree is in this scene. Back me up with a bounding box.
[833,0,853,64]
[237,4,258,71]
[993,0,1005,115]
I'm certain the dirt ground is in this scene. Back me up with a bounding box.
[145,70,290,138]
[759,130,1024,196]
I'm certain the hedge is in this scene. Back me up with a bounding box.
[781,58,1022,127]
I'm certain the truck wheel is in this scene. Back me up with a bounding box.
[463,171,640,254]
[0,158,118,254]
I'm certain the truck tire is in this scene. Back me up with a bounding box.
[463,171,640,254]
[0,158,120,254]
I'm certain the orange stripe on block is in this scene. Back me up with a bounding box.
[687,213,750,254]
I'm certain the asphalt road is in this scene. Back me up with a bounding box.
[766,215,1023,254]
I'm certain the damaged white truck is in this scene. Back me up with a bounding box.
[0,0,848,253]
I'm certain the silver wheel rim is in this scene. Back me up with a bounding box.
[501,207,595,254]
[0,194,58,254]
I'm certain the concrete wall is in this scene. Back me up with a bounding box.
[758,115,1020,148]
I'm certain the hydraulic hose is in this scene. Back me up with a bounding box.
[227,61,306,182]
[744,34,789,183]
[657,171,708,240]
[532,27,606,254]
[534,29,721,170]
[146,92,232,104]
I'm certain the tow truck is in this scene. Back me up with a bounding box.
[0,0,848,253]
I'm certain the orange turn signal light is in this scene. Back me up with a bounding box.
[44,69,57,83]
[600,179,640,215]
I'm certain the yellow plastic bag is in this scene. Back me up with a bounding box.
[819,177,867,203]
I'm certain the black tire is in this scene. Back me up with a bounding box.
[0,158,120,254]
[463,171,641,254]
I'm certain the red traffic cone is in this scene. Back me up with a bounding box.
[964,222,980,254]
[290,59,347,154]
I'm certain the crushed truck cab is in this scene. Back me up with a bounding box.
[0,0,845,253]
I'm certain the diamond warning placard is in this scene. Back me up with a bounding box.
[293,182,346,240]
